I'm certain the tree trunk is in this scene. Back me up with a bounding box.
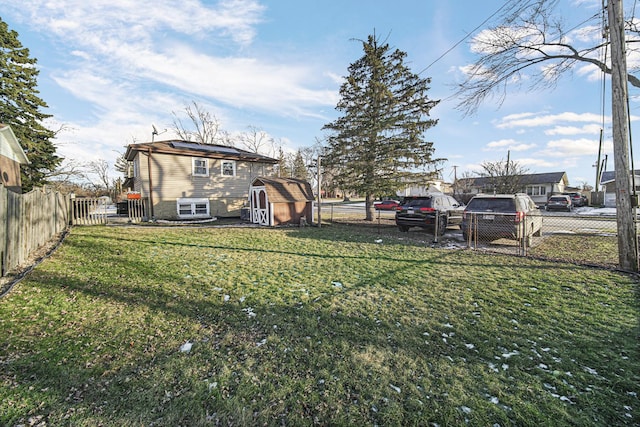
[365,194,374,221]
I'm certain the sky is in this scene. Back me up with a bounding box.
[1,0,637,189]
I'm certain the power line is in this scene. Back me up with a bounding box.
[420,1,510,74]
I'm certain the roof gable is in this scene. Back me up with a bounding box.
[0,124,30,164]
[600,170,640,184]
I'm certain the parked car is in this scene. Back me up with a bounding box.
[547,195,572,212]
[562,192,586,207]
[395,194,464,233]
[374,199,400,210]
[462,193,543,245]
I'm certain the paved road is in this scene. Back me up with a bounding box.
[320,203,619,235]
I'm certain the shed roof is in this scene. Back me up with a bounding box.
[0,124,30,164]
[252,177,314,203]
[124,140,278,163]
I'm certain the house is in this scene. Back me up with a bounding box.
[455,172,569,206]
[249,177,315,226]
[599,170,640,207]
[398,179,454,197]
[0,124,30,193]
[124,140,278,220]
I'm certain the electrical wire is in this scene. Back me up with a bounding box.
[420,1,510,74]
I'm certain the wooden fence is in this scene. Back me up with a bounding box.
[0,185,70,277]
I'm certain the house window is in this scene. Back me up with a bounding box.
[193,158,209,177]
[177,198,210,218]
[221,160,236,176]
[133,158,139,178]
[526,186,546,196]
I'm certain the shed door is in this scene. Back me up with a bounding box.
[251,186,269,225]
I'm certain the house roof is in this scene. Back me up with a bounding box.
[124,140,278,163]
[458,171,568,187]
[0,124,30,164]
[600,170,640,184]
[252,177,315,203]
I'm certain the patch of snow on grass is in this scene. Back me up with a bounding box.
[242,307,257,317]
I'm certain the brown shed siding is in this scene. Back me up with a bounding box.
[250,177,315,226]
[0,155,22,192]
[272,201,313,225]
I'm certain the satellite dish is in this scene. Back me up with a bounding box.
[152,124,159,135]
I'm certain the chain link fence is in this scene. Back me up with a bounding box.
[319,202,623,268]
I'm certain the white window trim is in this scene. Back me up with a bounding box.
[221,160,236,177]
[526,185,547,196]
[176,198,210,218]
[192,158,209,177]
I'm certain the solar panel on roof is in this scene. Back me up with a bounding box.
[170,141,241,155]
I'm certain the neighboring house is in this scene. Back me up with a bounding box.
[455,172,569,206]
[249,177,315,226]
[398,179,453,197]
[599,170,640,207]
[0,124,30,193]
[124,140,278,220]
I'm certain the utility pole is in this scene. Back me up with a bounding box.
[608,0,638,271]
[316,154,322,228]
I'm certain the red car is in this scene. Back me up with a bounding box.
[374,200,400,210]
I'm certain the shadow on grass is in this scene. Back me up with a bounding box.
[2,225,638,425]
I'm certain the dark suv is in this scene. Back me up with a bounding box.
[562,192,586,207]
[395,194,464,233]
[462,193,543,245]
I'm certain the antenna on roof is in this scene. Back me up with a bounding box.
[151,124,167,142]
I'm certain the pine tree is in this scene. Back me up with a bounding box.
[292,150,308,180]
[323,34,442,220]
[276,147,291,178]
[0,18,59,192]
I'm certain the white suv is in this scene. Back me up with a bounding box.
[462,193,543,245]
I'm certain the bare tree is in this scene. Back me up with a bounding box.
[85,159,111,193]
[46,158,86,185]
[477,155,529,194]
[455,0,640,115]
[172,101,228,145]
[239,125,273,153]
[114,151,130,177]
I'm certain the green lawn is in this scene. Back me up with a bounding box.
[1,225,638,426]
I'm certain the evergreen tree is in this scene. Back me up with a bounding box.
[276,147,291,178]
[323,34,442,220]
[292,150,308,180]
[0,18,59,192]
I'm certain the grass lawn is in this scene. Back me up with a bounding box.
[0,224,638,426]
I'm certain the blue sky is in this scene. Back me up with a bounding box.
[2,0,635,188]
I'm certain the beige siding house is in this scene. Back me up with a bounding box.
[124,140,278,220]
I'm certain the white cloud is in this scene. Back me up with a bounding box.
[536,137,609,158]
[496,112,605,129]
[517,157,559,168]
[545,124,603,136]
[484,139,537,152]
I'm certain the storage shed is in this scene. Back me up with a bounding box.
[0,124,30,193]
[249,177,315,226]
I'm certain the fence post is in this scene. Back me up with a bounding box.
[0,184,6,276]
